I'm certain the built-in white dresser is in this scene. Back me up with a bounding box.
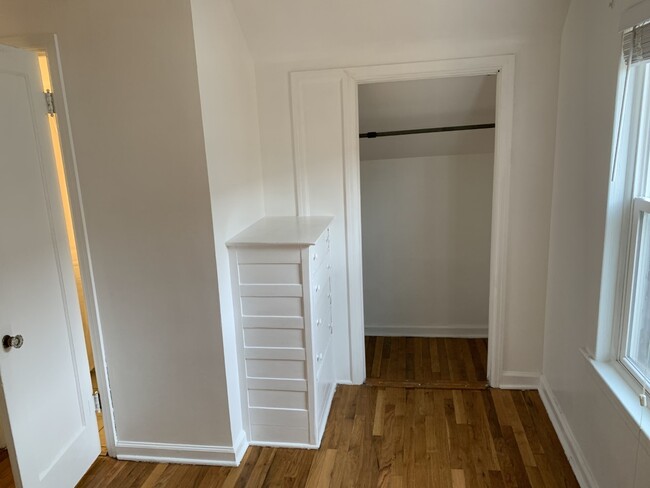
[227,216,336,448]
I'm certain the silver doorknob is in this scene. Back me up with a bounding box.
[3,335,23,349]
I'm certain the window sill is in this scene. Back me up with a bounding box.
[582,348,650,455]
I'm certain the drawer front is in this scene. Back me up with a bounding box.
[312,285,332,332]
[246,359,306,380]
[249,390,308,410]
[309,228,330,273]
[241,296,303,317]
[310,262,330,305]
[238,247,301,264]
[244,328,305,348]
[314,342,335,442]
[312,293,332,356]
[239,263,302,285]
[249,407,308,427]
[249,407,310,445]
[251,425,310,445]
[314,333,332,379]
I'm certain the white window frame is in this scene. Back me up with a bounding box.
[612,57,650,390]
[619,197,650,388]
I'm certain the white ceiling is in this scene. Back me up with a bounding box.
[231,0,569,64]
[359,75,496,160]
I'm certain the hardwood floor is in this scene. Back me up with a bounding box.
[0,340,579,487]
[0,450,12,488]
[70,384,578,487]
[365,336,489,389]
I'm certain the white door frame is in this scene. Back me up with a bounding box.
[292,55,515,386]
[1,34,117,454]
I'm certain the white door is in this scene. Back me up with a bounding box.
[0,44,100,487]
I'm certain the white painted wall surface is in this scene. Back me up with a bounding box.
[235,0,569,379]
[190,0,265,448]
[1,0,235,453]
[361,154,493,336]
[543,0,650,485]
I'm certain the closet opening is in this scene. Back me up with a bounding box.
[359,75,496,389]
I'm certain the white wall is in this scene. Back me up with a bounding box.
[1,0,238,455]
[543,0,650,486]
[236,0,569,380]
[361,154,493,336]
[190,0,265,447]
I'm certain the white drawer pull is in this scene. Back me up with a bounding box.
[316,353,323,362]
[313,253,318,261]
[316,319,322,327]
[315,285,320,293]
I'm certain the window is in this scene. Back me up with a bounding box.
[614,24,650,388]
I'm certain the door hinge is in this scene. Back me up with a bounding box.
[44,90,55,116]
[93,391,102,413]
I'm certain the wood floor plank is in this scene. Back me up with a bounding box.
[245,448,275,486]
[139,463,169,488]
[451,468,466,488]
[372,388,386,436]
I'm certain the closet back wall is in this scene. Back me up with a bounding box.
[361,153,493,337]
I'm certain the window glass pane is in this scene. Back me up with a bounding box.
[627,212,650,379]
[637,64,650,197]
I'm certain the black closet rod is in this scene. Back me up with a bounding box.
[359,123,495,139]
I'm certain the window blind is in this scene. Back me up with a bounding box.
[623,23,650,65]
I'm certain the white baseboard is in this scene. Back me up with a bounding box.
[498,370,540,389]
[364,324,488,338]
[317,383,337,445]
[115,437,246,466]
[232,430,249,465]
[538,375,599,488]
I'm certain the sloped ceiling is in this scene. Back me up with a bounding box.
[231,0,570,64]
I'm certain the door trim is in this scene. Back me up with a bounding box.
[291,55,515,386]
[0,34,117,455]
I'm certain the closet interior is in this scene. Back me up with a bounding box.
[359,75,497,388]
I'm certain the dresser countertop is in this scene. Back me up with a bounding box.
[226,216,333,246]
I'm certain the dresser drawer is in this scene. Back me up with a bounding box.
[312,286,332,332]
[239,263,302,285]
[309,228,330,273]
[314,332,333,381]
[241,296,304,317]
[244,328,305,348]
[310,262,330,305]
[246,358,306,380]
[314,342,335,439]
[249,389,308,410]
[312,293,331,352]
[250,425,310,445]
[238,247,301,264]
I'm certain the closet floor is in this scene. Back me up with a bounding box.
[365,336,489,389]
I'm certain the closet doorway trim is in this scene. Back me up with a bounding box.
[291,55,515,387]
